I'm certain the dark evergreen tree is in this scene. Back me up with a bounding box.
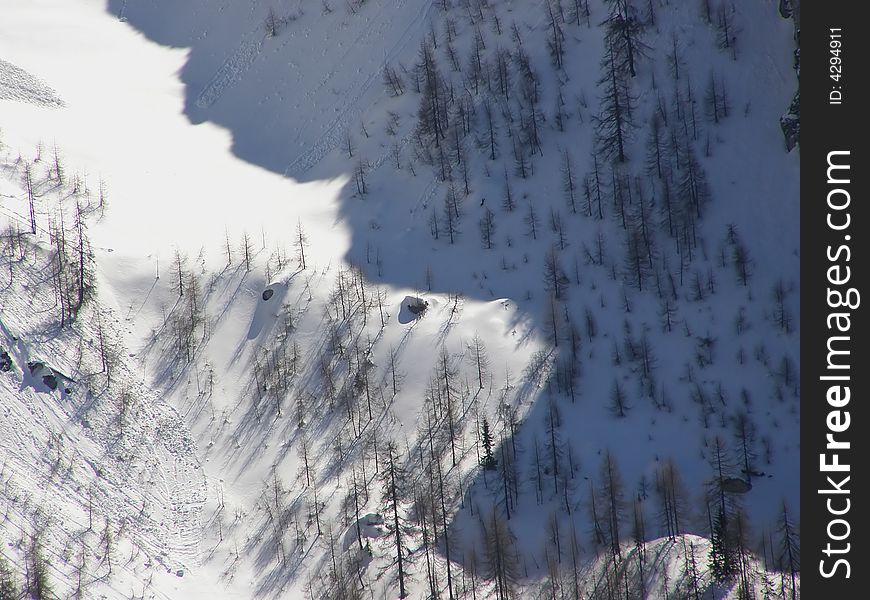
[609,379,629,417]
[729,227,752,286]
[654,459,689,540]
[586,154,606,219]
[709,506,738,583]
[667,32,685,81]
[716,3,739,60]
[383,64,405,96]
[524,202,540,240]
[416,40,450,148]
[25,536,52,600]
[442,194,460,244]
[777,501,800,600]
[479,207,496,250]
[544,246,570,299]
[469,333,490,390]
[295,219,309,270]
[676,142,711,227]
[436,346,462,466]
[380,441,411,598]
[561,150,578,214]
[706,436,740,583]
[632,498,648,598]
[483,100,499,160]
[704,72,730,124]
[645,112,667,180]
[502,166,516,212]
[603,0,649,78]
[568,0,592,27]
[24,162,36,234]
[772,279,793,333]
[732,411,758,482]
[0,555,18,600]
[598,449,626,558]
[482,509,519,600]
[546,0,566,67]
[543,399,564,495]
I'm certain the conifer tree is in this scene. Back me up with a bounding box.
[0,555,18,600]
[380,441,411,598]
[597,449,626,557]
[25,536,52,600]
[482,509,519,600]
[595,37,635,163]
[777,501,800,600]
[603,0,649,78]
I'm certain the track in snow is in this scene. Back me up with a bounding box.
[283,0,435,177]
[0,59,64,107]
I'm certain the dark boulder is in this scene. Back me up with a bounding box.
[408,300,428,315]
[398,296,431,324]
[43,374,58,390]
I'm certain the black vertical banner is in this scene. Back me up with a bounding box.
[802,0,867,597]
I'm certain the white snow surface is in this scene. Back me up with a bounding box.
[1,0,799,598]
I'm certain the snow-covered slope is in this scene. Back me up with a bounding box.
[1,0,799,598]
[0,158,205,597]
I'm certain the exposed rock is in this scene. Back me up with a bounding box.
[27,360,75,392]
[364,513,384,526]
[778,0,799,152]
[408,299,428,314]
[780,91,800,152]
[43,374,58,390]
[398,296,430,324]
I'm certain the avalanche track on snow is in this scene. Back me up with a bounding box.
[0,59,64,107]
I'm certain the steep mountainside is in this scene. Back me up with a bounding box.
[0,0,799,598]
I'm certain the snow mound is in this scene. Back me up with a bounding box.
[247,281,289,339]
